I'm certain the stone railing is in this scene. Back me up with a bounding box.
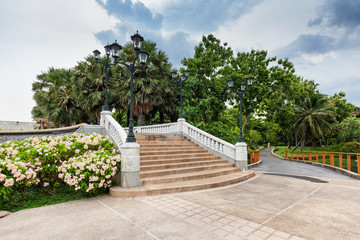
[125,122,178,134]
[181,121,236,164]
[100,111,127,151]
[124,118,248,171]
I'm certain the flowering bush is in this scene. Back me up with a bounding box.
[0,133,121,203]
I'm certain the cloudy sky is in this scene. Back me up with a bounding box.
[1,0,359,122]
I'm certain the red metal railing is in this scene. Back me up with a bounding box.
[249,151,260,164]
[285,150,360,174]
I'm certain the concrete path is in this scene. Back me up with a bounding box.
[1,149,359,240]
[255,148,354,180]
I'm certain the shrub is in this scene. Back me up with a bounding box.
[0,133,120,203]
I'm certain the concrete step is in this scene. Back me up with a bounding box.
[140,149,208,156]
[140,159,228,171]
[140,156,221,166]
[140,163,233,178]
[140,146,199,151]
[142,168,239,184]
[109,171,255,198]
[140,152,215,160]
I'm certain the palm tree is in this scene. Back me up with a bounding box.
[32,67,75,126]
[114,40,174,126]
[291,93,334,151]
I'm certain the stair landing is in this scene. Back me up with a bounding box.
[110,133,255,198]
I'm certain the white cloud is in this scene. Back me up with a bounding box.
[0,0,117,121]
[215,0,321,52]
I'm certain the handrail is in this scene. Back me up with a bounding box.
[182,122,236,161]
[101,113,127,150]
[285,150,360,174]
[123,119,259,167]
[124,122,178,134]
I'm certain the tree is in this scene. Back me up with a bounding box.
[182,34,233,123]
[114,40,174,126]
[334,116,360,143]
[32,67,75,126]
[328,92,355,123]
[291,93,334,150]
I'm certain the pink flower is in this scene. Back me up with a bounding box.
[75,149,80,154]
[4,178,14,187]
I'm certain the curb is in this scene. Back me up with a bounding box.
[0,210,10,218]
[271,148,360,180]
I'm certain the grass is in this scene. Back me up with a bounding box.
[274,147,359,174]
[0,186,107,212]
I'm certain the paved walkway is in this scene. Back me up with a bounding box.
[1,149,359,240]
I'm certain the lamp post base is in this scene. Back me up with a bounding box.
[120,142,142,188]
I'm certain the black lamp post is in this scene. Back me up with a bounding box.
[93,31,149,143]
[172,69,189,119]
[93,40,122,111]
[228,75,254,142]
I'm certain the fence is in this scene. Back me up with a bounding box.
[249,151,260,164]
[285,150,360,174]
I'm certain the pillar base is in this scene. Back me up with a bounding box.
[120,142,141,188]
[235,142,248,172]
[121,171,144,188]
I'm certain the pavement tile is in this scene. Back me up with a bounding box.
[225,215,239,221]
[200,216,214,223]
[290,237,307,240]
[246,234,263,240]
[208,214,222,220]
[221,224,236,233]
[268,235,288,240]
[247,222,261,228]
[260,226,275,234]
[218,217,232,224]
[225,233,241,240]
[192,214,204,220]
[273,230,291,238]
[233,229,249,237]
[253,230,270,238]
[229,221,244,228]
[210,220,225,228]
[175,213,187,219]
[212,228,228,237]
[241,225,256,233]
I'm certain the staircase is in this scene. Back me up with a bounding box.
[110,133,255,197]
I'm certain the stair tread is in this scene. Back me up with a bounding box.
[142,168,239,182]
[140,156,221,165]
[141,163,232,175]
[140,159,227,170]
[110,171,255,197]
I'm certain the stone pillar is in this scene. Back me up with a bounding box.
[100,110,112,128]
[177,118,186,134]
[120,142,142,188]
[235,142,248,172]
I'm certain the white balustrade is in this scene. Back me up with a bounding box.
[105,116,239,166]
[100,111,127,151]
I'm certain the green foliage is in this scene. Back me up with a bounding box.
[32,40,175,126]
[291,93,334,149]
[182,34,233,123]
[247,129,262,149]
[0,133,120,206]
[194,121,239,144]
[333,116,360,143]
[328,92,355,123]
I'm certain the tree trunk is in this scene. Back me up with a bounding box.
[159,110,164,124]
[300,137,305,151]
[292,136,305,152]
[138,112,145,126]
